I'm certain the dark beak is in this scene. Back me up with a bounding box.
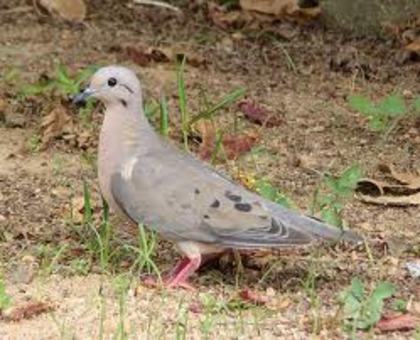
[72,87,95,107]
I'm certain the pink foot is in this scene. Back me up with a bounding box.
[141,256,201,290]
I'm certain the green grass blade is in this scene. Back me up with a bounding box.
[82,180,93,225]
[189,87,246,125]
[210,129,224,164]
[176,56,189,150]
[159,94,169,138]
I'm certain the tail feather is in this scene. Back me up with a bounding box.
[269,203,363,244]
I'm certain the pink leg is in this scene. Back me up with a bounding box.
[166,257,191,279]
[166,256,201,289]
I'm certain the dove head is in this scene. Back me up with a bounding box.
[73,65,142,109]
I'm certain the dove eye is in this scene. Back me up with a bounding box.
[107,77,117,87]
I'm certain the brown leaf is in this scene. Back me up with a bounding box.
[125,45,205,67]
[357,165,420,206]
[38,0,86,22]
[376,314,418,333]
[223,133,259,160]
[240,0,320,22]
[188,302,203,314]
[405,40,420,53]
[125,46,151,67]
[240,0,297,16]
[380,164,420,190]
[3,301,54,322]
[358,192,420,206]
[41,103,73,147]
[196,121,259,160]
[208,2,255,30]
[238,100,283,127]
[239,288,269,305]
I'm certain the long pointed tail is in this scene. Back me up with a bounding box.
[269,202,363,243]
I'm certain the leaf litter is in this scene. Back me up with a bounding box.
[238,100,283,127]
[40,101,74,148]
[37,0,86,23]
[196,121,259,161]
[2,300,54,322]
[357,164,420,206]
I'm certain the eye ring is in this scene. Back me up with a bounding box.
[107,77,117,87]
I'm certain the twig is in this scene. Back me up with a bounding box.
[0,5,32,15]
[132,0,182,14]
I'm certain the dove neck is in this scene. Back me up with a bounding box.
[101,103,156,155]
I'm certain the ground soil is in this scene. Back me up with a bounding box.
[0,1,419,339]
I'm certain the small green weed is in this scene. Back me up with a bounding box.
[177,57,189,150]
[21,64,97,98]
[176,57,246,150]
[27,133,42,153]
[112,275,130,340]
[126,224,161,280]
[348,93,419,135]
[69,258,91,276]
[255,178,293,208]
[339,277,395,332]
[159,94,169,138]
[82,181,114,272]
[0,278,11,311]
[175,300,189,340]
[312,164,363,227]
[392,298,408,313]
[21,64,98,124]
[303,261,322,334]
[37,243,68,276]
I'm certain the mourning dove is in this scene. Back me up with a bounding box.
[73,66,361,288]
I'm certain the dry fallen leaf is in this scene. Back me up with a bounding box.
[208,2,255,30]
[357,165,420,206]
[358,192,420,206]
[125,46,151,67]
[223,133,259,160]
[240,0,297,16]
[124,45,206,67]
[405,40,420,53]
[41,103,73,147]
[3,301,54,322]
[196,121,259,160]
[380,164,420,190]
[239,288,269,305]
[238,100,283,127]
[240,0,320,22]
[376,314,418,333]
[38,0,86,22]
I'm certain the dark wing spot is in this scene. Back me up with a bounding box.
[234,203,252,212]
[210,199,220,208]
[225,190,242,202]
[119,99,127,107]
[269,218,282,234]
[181,203,191,209]
[195,188,200,194]
[203,214,210,219]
